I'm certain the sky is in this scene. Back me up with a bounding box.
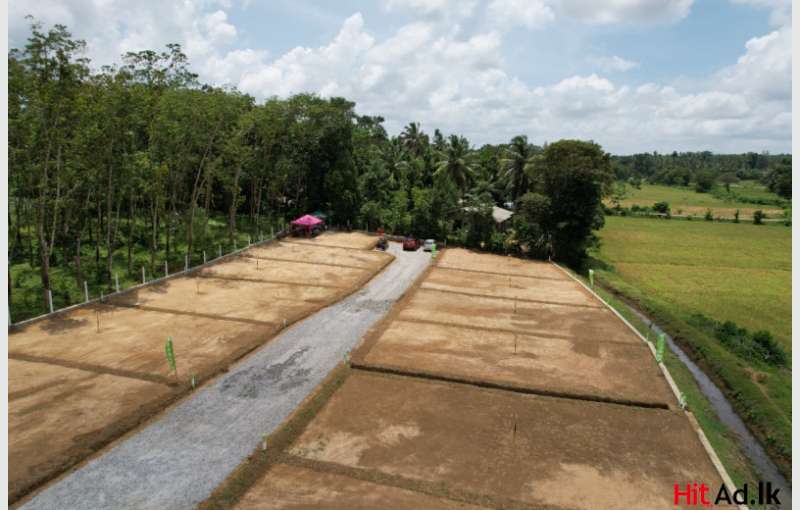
[8,0,793,154]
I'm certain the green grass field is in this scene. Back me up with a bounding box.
[590,215,791,478]
[615,183,787,220]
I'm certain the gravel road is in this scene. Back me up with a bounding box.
[21,243,430,510]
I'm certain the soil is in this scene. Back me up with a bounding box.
[357,319,675,407]
[7,232,391,503]
[232,463,488,509]
[290,371,732,510]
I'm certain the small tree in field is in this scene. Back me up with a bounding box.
[753,210,766,225]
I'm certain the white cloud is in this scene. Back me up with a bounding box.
[8,0,791,153]
[383,0,477,18]
[589,55,641,72]
[487,0,555,29]
[556,0,694,25]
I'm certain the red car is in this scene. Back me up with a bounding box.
[402,237,420,251]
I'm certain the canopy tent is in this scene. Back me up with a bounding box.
[290,214,324,237]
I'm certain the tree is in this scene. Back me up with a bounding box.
[499,135,540,201]
[518,140,613,264]
[433,135,476,192]
[694,170,715,193]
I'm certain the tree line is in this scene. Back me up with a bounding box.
[612,151,791,198]
[14,19,786,318]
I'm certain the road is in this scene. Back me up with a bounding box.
[21,242,430,510]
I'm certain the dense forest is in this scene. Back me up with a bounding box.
[7,20,791,320]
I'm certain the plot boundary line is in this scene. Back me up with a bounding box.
[280,239,377,252]
[280,455,538,510]
[419,285,605,309]
[394,316,642,346]
[433,264,566,281]
[550,261,744,507]
[195,273,349,289]
[108,303,280,327]
[350,361,671,410]
[237,254,372,271]
[9,352,177,386]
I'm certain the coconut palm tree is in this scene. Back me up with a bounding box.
[434,135,476,192]
[400,122,426,157]
[500,135,541,201]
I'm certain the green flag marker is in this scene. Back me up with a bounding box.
[656,333,665,363]
[588,269,595,288]
[165,337,177,375]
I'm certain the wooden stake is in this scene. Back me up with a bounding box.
[96,310,100,333]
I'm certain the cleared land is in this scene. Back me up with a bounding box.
[613,183,785,220]
[226,247,733,510]
[593,215,792,478]
[8,232,391,503]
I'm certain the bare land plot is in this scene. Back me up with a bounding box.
[356,319,674,407]
[8,232,392,503]
[282,231,379,251]
[436,248,565,279]
[9,359,175,503]
[421,265,601,307]
[232,463,487,510]
[398,288,642,343]
[245,241,384,269]
[289,372,729,510]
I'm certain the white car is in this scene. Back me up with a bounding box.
[423,239,436,252]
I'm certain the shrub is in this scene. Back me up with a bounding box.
[704,209,713,221]
[652,201,670,214]
[752,331,787,367]
[753,210,765,225]
[734,209,740,223]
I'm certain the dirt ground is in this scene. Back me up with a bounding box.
[8,232,391,503]
[227,248,734,510]
[282,232,379,251]
[398,288,642,343]
[290,372,730,510]
[232,463,487,509]
[357,319,674,406]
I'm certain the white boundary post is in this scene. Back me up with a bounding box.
[115,273,120,293]
[164,261,168,277]
[47,290,54,313]
[84,281,89,302]
[142,266,146,284]
[184,254,188,272]
[203,251,207,264]
[218,245,222,258]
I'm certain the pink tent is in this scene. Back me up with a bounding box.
[290,214,324,236]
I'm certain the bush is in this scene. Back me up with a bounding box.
[753,210,765,225]
[752,331,787,367]
[704,209,713,221]
[714,320,787,367]
[652,201,670,214]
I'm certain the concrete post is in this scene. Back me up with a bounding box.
[185,254,188,272]
[115,273,120,293]
[165,261,169,277]
[48,290,54,313]
[218,244,222,258]
[84,281,89,302]
[142,266,146,284]
[203,251,207,264]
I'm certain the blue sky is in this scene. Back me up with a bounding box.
[8,0,792,154]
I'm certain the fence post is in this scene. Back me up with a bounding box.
[234,239,238,251]
[84,281,89,302]
[185,254,188,272]
[115,273,120,293]
[142,266,146,284]
[248,235,251,246]
[165,261,168,277]
[218,244,222,258]
[48,290,54,313]
[203,251,207,264]
[588,269,595,288]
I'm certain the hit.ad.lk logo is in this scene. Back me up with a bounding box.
[674,482,781,507]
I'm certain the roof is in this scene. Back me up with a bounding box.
[291,214,324,227]
[492,206,513,224]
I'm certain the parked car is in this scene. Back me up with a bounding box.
[402,237,420,251]
[423,239,436,252]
